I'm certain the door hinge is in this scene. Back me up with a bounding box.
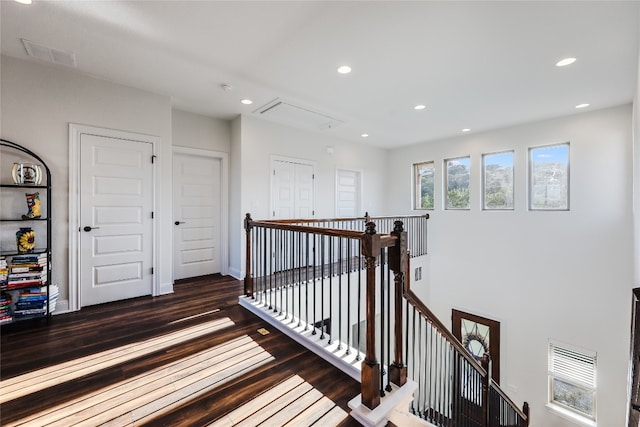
[151,155,157,164]
[151,211,154,219]
[273,169,276,176]
[312,174,315,179]
[273,211,275,217]
[151,267,154,275]
[312,210,315,216]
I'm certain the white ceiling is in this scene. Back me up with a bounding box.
[1,1,638,148]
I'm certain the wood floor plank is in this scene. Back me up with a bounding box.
[314,405,351,426]
[285,396,340,427]
[217,380,315,427]
[1,274,363,427]
[214,375,308,426]
[0,317,234,403]
[7,336,258,427]
[63,345,272,427]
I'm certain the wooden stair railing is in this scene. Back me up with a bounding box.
[243,214,528,427]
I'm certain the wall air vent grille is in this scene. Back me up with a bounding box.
[22,39,77,68]
[255,99,343,131]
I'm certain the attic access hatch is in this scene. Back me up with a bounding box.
[254,99,343,131]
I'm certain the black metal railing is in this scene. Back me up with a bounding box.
[243,214,528,426]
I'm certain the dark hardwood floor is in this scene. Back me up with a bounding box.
[1,275,362,426]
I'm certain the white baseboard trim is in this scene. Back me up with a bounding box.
[228,267,243,280]
[52,299,71,314]
[158,281,174,296]
[239,295,362,382]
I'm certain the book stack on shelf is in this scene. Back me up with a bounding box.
[0,293,11,324]
[0,256,7,288]
[5,253,48,290]
[1,253,57,319]
[12,284,58,318]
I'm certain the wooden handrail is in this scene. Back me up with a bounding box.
[489,379,530,421]
[255,213,430,225]
[248,219,365,239]
[404,289,486,372]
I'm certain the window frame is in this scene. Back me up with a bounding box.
[444,156,471,210]
[482,150,514,211]
[548,340,597,423]
[413,161,435,210]
[528,142,570,211]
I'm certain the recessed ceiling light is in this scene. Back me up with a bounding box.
[361,133,369,138]
[337,65,352,74]
[240,99,253,105]
[414,104,426,110]
[461,128,471,132]
[576,103,590,109]
[556,57,576,67]
[15,0,32,4]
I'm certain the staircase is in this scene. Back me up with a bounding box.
[241,213,529,427]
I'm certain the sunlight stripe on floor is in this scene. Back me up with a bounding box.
[6,335,274,427]
[208,374,348,427]
[0,317,234,404]
[168,309,221,324]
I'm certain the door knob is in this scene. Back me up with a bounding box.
[174,221,185,225]
[83,226,100,232]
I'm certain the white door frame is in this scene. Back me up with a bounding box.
[172,146,229,279]
[69,124,159,312]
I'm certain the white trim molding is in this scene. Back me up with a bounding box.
[172,145,230,277]
[69,124,160,311]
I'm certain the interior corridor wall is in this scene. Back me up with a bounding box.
[1,55,174,309]
[171,109,231,153]
[386,105,633,427]
[229,114,388,278]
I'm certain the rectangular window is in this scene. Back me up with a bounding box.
[445,156,470,210]
[483,151,514,210]
[529,143,569,210]
[413,161,435,210]
[548,340,596,422]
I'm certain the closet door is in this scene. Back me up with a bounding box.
[271,159,314,219]
[173,151,222,280]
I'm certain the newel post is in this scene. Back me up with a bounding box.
[389,220,408,387]
[481,353,492,427]
[244,213,254,297]
[523,401,530,427]
[361,221,381,410]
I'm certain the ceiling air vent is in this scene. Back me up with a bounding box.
[255,99,343,131]
[22,39,77,68]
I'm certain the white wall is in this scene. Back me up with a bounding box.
[229,114,388,277]
[229,116,243,278]
[631,29,640,426]
[387,104,633,427]
[171,109,230,153]
[1,55,174,308]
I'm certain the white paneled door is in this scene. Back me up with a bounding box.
[80,134,154,307]
[271,159,314,219]
[336,169,361,217]
[173,152,221,280]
